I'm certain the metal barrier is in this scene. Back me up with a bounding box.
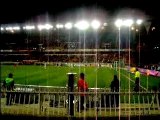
[1,90,160,117]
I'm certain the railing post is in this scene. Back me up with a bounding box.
[39,92,43,115]
[67,73,76,116]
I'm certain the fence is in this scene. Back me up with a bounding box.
[1,85,160,117]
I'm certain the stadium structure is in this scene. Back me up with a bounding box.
[1,19,160,119]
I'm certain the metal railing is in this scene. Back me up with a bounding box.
[1,88,160,117]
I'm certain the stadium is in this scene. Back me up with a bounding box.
[1,6,160,120]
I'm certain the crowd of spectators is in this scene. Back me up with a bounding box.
[0,50,133,65]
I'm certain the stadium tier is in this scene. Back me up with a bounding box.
[0,49,134,65]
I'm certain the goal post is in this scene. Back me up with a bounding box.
[113,60,125,71]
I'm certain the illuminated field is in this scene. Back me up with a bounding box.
[1,65,160,90]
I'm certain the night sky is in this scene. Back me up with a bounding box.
[0,0,160,64]
[0,0,159,24]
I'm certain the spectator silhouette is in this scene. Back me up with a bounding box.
[110,75,119,107]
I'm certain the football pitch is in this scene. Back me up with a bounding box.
[1,65,160,90]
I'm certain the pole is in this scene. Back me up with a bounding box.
[67,73,76,116]
[95,29,98,116]
[118,27,121,120]
[138,27,141,67]
[83,31,86,73]
[68,30,71,69]
[128,26,131,120]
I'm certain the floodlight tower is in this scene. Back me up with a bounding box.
[123,19,134,120]
[115,19,123,119]
[91,19,101,67]
[123,19,134,68]
[75,20,89,73]
[56,24,63,47]
[65,23,73,47]
[115,19,123,73]
[91,19,101,114]
[91,20,100,75]
[65,22,73,69]
[136,19,143,67]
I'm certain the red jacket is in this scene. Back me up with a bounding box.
[78,79,88,96]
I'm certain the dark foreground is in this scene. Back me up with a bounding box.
[1,114,160,120]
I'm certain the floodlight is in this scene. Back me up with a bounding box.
[115,19,123,28]
[75,20,89,30]
[91,20,101,29]
[38,24,43,30]
[56,24,59,28]
[56,24,63,29]
[123,19,134,27]
[6,27,13,30]
[38,24,53,30]
[12,26,20,30]
[23,25,35,30]
[59,24,63,28]
[1,27,4,31]
[131,27,135,30]
[45,24,53,30]
[65,23,72,29]
[136,19,143,25]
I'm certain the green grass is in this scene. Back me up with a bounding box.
[1,65,160,90]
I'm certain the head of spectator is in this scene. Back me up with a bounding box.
[80,73,84,80]
[8,73,13,78]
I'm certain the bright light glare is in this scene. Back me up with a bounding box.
[123,19,134,27]
[56,24,64,29]
[91,20,101,29]
[6,26,20,31]
[75,20,89,30]
[45,24,53,30]
[38,25,44,30]
[12,26,20,30]
[136,19,143,25]
[23,25,35,30]
[38,24,53,30]
[115,19,123,27]
[65,23,72,29]
[1,27,4,31]
[131,27,135,30]
[152,27,155,31]
[6,27,13,30]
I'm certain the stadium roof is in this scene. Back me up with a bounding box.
[0,0,159,24]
